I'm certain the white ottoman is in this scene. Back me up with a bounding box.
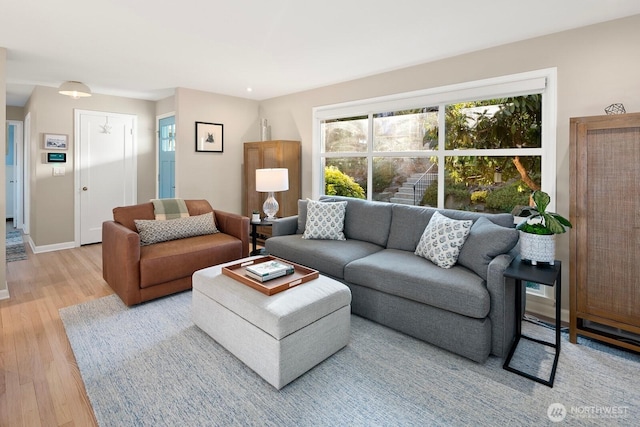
[192,258,352,389]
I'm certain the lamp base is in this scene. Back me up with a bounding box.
[263,192,279,221]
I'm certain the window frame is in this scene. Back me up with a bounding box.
[313,68,558,212]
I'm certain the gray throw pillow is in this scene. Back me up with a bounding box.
[135,212,219,246]
[457,216,519,280]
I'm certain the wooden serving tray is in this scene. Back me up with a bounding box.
[221,256,319,296]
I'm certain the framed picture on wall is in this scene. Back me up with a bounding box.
[195,122,223,153]
[44,134,68,150]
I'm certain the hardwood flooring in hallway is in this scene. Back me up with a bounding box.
[1,242,111,426]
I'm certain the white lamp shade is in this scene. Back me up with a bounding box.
[256,168,289,192]
[58,81,92,99]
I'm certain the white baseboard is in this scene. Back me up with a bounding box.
[525,295,569,324]
[0,286,10,300]
[28,236,76,254]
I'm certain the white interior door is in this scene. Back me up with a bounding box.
[76,110,137,245]
[5,128,15,220]
[6,121,24,229]
[5,165,15,220]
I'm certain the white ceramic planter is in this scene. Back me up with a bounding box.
[519,231,556,265]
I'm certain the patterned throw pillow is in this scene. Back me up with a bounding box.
[302,200,347,240]
[415,211,472,268]
[134,212,218,246]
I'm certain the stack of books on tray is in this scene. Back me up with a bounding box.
[245,260,295,282]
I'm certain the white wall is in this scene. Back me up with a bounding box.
[155,95,175,117]
[6,106,23,121]
[23,86,156,247]
[174,88,259,214]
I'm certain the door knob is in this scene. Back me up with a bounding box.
[82,186,88,191]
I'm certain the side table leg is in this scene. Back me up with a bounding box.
[515,278,522,337]
[251,223,258,256]
[555,273,561,351]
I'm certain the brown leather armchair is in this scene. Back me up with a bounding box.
[102,200,249,306]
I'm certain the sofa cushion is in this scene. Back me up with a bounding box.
[139,233,240,288]
[438,209,514,228]
[184,200,216,216]
[113,202,155,232]
[152,198,189,220]
[265,235,383,279]
[302,200,347,240]
[297,199,309,234]
[457,216,519,280]
[135,212,218,246]
[387,204,435,251]
[319,196,392,247]
[344,249,490,319]
[415,212,472,268]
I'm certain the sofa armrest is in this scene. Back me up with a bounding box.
[486,253,516,358]
[213,210,250,256]
[102,220,142,306]
[271,216,298,236]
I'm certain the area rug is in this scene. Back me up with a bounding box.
[60,292,640,427]
[6,230,27,262]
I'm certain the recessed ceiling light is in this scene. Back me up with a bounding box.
[246,87,253,92]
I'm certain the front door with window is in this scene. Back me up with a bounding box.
[158,116,176,198]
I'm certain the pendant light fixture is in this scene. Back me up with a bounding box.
[58,81,92,99]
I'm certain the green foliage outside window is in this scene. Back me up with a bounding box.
[324,166,365,199]
[471,190,488,204]
[321,94,542,213]
[425,95,542,191]
[421,177,469,207]
[372,158,398,193]
[422,176,532,213]
[485,180,531,213]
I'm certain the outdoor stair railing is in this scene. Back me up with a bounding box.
[413,164,437,206]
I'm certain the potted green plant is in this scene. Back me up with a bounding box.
[251,210,261,223]
[516,190,572,265]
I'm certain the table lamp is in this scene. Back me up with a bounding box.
[256,168,289,221]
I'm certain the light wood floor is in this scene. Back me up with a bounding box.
[1,238,112,427]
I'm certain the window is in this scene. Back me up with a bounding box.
[313,68,557,214]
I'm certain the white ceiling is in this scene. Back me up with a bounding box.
[2,0,640,107]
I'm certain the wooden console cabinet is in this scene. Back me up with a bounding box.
[243,140,301,238]
[569,112,640,352]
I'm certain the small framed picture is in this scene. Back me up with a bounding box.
[44,134,68,150]
[195,122,223,153]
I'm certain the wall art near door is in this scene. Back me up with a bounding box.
[44,133,68,150]
[195,121,223,153]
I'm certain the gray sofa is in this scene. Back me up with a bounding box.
[265,196,519,363]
